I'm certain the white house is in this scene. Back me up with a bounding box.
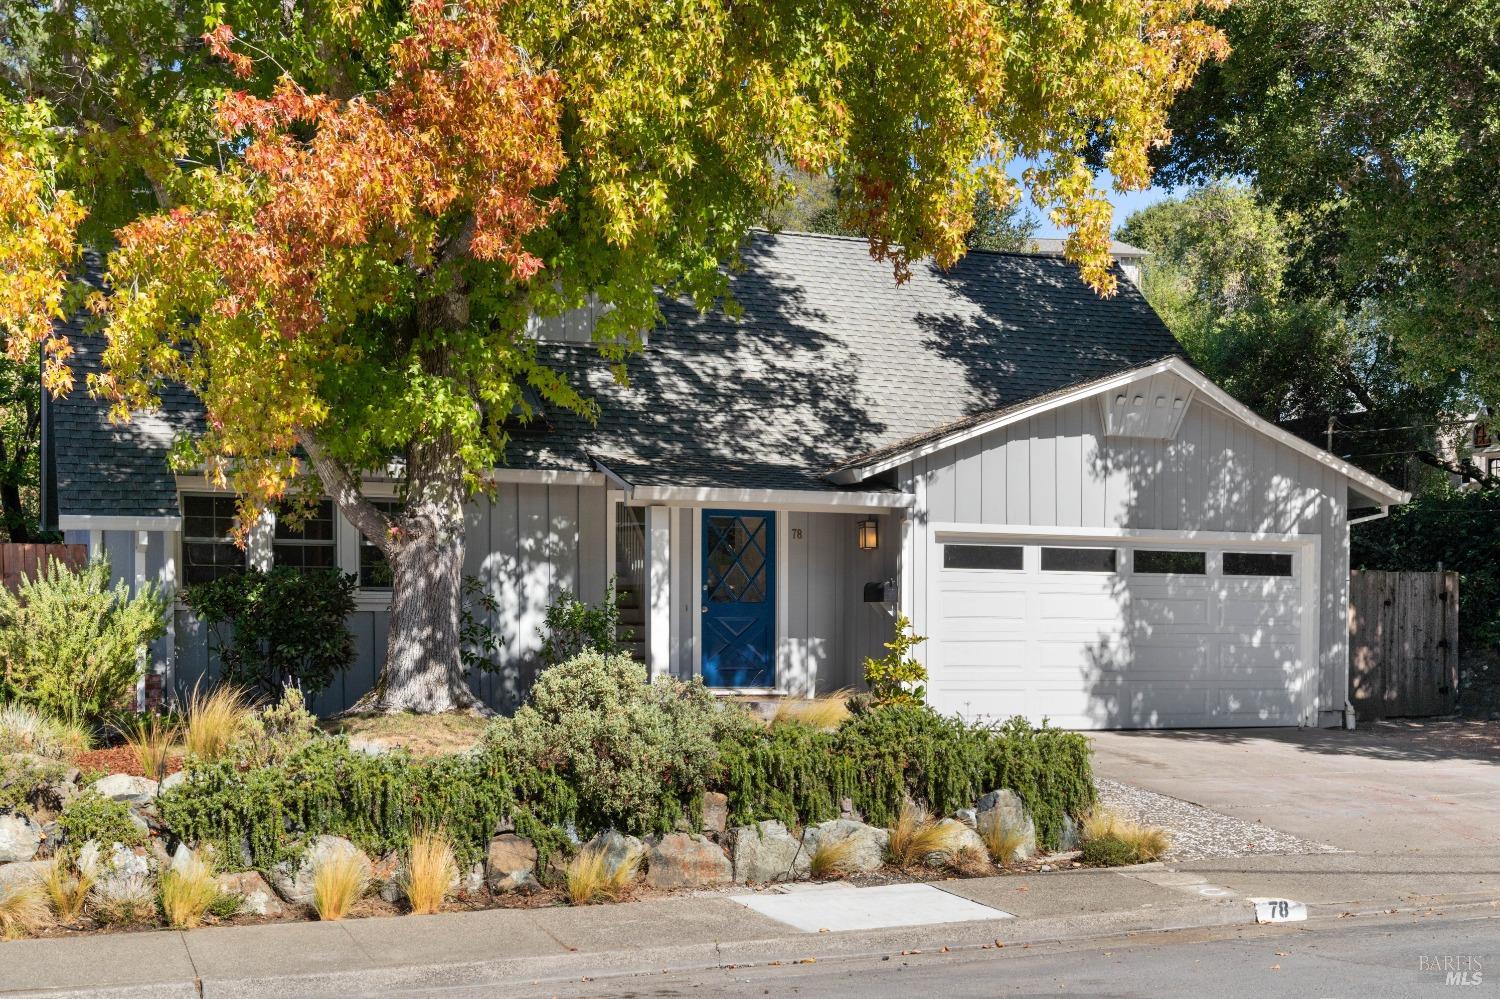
[42,231,1409,727]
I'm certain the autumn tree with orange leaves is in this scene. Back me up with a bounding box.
[18,0,1227,712]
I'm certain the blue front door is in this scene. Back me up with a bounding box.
[701,510,775,688]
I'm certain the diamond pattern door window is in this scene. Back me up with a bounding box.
[705,515,768,604]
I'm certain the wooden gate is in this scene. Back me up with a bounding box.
[1349,570,1459,720]
[0,543,87,591]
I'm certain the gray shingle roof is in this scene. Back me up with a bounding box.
[524,231,1182,490]
[48,230,1184,516]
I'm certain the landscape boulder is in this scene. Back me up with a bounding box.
[802,819,888,873]
[700,792,729,835]
[91,774,158,806]
[215,871,285,918]
[975,789,1038,863]
[583,829,644,880]
[644,833,731,890]
[932,818,987,863]
[158,771,189,794]
[731,820,809,884]
[486,833,538,893]
[0,813,43,862]
[89,842,156,905]
[0,859,48,890]
[269,835,371,906]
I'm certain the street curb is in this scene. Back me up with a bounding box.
[10,899,1256,999]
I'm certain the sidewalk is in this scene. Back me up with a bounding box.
[4,853,1497,998]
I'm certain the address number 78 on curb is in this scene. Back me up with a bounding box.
[1250,898,1308,923]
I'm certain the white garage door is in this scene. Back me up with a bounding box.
[928,537,1312,729]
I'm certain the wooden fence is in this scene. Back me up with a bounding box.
[1349,569,1459,720]
[0,543,88,591]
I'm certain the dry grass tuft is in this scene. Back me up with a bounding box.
[564,846,641,905]
[1080,809,1170,866]
[400,831,458,916]
[885,803,959,869]
[321,712,490,757]
[160,851,221,930]
[0,882,48,941]
[312,851,370,921]
[808,836,858,879]
[120,714,178,782]
[978,812,1030,867]
[183,684,254,761]
[771,690,853,730]
[0,702,91,759]
[948,844,995,877]
[42,852,94,922]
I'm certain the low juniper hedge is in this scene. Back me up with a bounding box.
[156,653,1095,875]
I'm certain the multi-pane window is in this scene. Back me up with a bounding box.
[358,499,403,588]
[1489,457,1500,478]
[182,494,245,585]
[272,499,337,572]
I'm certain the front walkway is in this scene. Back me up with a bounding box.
[1088,720,1500,855]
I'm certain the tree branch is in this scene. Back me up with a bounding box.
[294,428,395,556]
[1415,449,1492,486]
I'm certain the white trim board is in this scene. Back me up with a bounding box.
[59,515,181,531]
[830,356,1410,507]
[625,485,913,512]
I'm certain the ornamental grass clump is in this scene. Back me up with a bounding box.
[0,702,91,759]
[563,845,641,905]
[400,830,458,916]
[885,803,958,869]
[183,684,254,761]
[0,881,47,940]
[312,851,369,921]
[979,811,1030,867]
[160,850,220,929]
[1080,809,1170,867]
[121,713,178,782]
[808,836,858,879]
[42,851,94,922]
[771,691,852,731]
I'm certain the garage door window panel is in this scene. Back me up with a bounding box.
[1223,552,1294,577]
[1133,550,1206,575]
[943,544,1023,571]
[1040,547,1117,573]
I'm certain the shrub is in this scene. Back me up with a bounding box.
[160,850,220,929]
[1,752,68,816]
[182,685,254,761]
[181,567,356,699]
[400,831,457,915]
[228,687,319,768]
[537,587,627,667]
[862,615,928,706]
[58,791,145,848]
[312,850,368,921]
[0,703,91,759]
[0,559,168,723]
[714,704,1094,850]
[487,650,724,835]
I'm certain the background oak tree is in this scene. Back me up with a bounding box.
[13,0,1228,712]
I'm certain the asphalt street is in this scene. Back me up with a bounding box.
[440,908,1498,999]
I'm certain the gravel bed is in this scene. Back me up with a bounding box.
[1095,776,1341,862]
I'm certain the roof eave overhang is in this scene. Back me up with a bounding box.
[827,356,1412,508]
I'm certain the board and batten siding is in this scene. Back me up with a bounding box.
[903,393,1351,714]
[171,482,610,714]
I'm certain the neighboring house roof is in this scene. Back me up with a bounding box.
[48,230,1194,518]
[1026,237,1148,259]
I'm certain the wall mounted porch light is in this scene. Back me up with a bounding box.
[857,518,879,551]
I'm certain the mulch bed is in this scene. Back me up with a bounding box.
[72,747,184,779]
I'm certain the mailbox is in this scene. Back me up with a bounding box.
[863,579,898,603]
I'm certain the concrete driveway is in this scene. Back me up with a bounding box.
[1088,720,1500,855]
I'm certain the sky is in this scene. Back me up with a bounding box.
[1007,163,1179,239]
